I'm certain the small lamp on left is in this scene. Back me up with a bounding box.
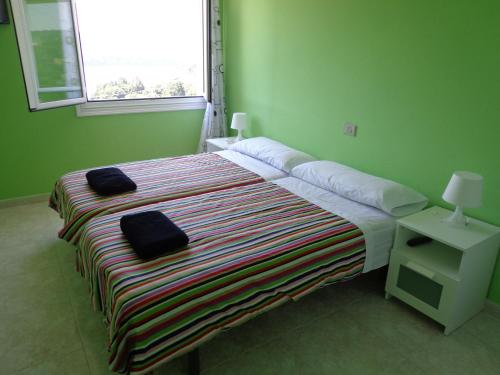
[230,113,247,142]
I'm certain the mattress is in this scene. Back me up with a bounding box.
[50,153,264,244]
[77,181,366,374]
[215,150,288,181]
[274,177,396,272]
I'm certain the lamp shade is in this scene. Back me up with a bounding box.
[230,113,247,130]
[442,171,483,208]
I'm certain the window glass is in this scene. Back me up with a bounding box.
[17,0,85,107]
[76,0,204,101]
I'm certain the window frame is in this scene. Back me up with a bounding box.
[76,96,207,117]
[11,0,210,115]
[10,0,88,111]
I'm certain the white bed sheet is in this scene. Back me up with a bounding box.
[215,150,288,181]
[274,177,397,273]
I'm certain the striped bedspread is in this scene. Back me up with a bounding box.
[77,182,366,374]
[50,153,264,244]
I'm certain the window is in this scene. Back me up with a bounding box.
[10,0,209,115]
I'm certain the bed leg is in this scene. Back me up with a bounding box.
[187,348,200,375]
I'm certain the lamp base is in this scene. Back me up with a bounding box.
[442,206,468,228]
[236,129,244,142]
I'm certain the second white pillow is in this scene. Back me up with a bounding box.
[291,160,428,217]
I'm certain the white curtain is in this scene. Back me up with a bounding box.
[198,0,227,153]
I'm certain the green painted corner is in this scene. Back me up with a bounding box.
[222,0,500,303]
[0,7,203,200]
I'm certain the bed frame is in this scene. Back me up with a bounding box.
[188,349,200,375]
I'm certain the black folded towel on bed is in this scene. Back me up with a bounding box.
[86,167,137,196]
[120,211,189,260]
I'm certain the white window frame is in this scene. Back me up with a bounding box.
[76,96,207,117]
[11,0,209,115]
[10,0,88,111]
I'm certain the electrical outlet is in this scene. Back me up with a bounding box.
[343,123,357,137]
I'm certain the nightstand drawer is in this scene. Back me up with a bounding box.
[386,250,458,323]
[397,263,444,309]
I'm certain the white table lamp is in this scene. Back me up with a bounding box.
[442,171,483,227]
[231,113,247,141]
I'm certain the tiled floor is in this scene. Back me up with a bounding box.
[1,201,500,375]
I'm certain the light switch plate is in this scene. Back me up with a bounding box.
[343,123,357,137]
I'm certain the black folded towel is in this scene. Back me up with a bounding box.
[86,167,137,196]
[120,211,189,260]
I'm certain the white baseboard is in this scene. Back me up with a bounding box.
[0,193,50,209]
[485,299,500,315]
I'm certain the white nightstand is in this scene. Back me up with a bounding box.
[205,137,239,152]
[385,206,500,335]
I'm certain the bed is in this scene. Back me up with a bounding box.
[77,177,397,374]
[50,150,288,244]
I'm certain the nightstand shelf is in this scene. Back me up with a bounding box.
[385,206,500,335]
[395,229,462,280]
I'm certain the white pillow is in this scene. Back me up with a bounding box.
[291,161,428,217]
[228,137,315,173]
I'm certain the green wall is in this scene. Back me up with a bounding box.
[223,0,500,303]
[0,7,203,201]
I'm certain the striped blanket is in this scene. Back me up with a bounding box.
[50,153,264,244]
[78,182,366,374]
